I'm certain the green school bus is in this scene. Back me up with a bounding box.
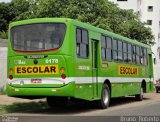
[7,18,154,109]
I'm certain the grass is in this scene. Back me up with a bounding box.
[0,105,7,115]
[0,101,48,115]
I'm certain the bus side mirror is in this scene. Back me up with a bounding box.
[154,58,157,64]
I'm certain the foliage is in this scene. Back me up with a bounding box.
[0,31,8,39]
[0,0,154,44]
[0,2,11,32]
[9,0,30,20]
[0,0,29,32]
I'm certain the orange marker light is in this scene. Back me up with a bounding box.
[76,86,81,88]
[60,67,65,73]
[9,68,13,74]
[56,89,61,92]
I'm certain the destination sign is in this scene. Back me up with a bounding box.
[118,66,138,76]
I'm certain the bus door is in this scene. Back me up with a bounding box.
[92,40,99,97]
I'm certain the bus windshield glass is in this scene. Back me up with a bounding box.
[11,23,66,51]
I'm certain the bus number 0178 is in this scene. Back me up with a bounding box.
[46,59,58,64]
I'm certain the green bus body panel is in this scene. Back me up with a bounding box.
[111,82,154,97]
[7,18,154,101]
[7,82,75,97]
[7,82,154,100]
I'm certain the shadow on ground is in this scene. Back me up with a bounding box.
[3,96,150,115]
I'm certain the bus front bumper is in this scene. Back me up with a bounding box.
[6,82,75,97]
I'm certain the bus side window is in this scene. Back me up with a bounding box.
[141,47,147,66]
[76,28,89,58]
[76,29,81,56]
[113,39,118,61]
[132,45,136,64]
[136,46,140,65]
[101,36,106,60]
[127,43,132,63]
[117,40,122,62]
[140,47,143,65]
[106,37,112,61]
[101,35,112,61]
[123,42,127,62]
[144,48,147,65]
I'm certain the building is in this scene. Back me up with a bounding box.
[0,39,8,93]
[109,0,160,82]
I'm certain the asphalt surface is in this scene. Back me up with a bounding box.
[1,93,160,122]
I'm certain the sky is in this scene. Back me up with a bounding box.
[0,0,11,3]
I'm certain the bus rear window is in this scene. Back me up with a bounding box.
[11,23,66,52]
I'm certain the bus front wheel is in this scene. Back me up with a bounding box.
[96,84,111,109]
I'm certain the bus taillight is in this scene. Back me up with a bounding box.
[9,75,13,80]
[61,74,66,79]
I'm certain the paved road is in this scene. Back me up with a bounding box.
[1,93,160,122]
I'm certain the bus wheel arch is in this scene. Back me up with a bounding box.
[141,80,146,93]
[104,79,111,95]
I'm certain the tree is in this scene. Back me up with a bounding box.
[1,0,154,44]
[0,2,11,32]
[9,0,30,20]
[0,0,29,32]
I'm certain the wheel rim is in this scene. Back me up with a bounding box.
[103,89,109,105]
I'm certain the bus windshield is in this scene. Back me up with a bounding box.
[11,23,66,51]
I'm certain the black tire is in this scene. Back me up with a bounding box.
[135,87,143,101]
[46,97,68,108]
[96,84,111,109]
[156,88,159,93]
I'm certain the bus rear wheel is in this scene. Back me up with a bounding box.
[96,84,111,109]
[135,87,143,101]
[46,97,68,108]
